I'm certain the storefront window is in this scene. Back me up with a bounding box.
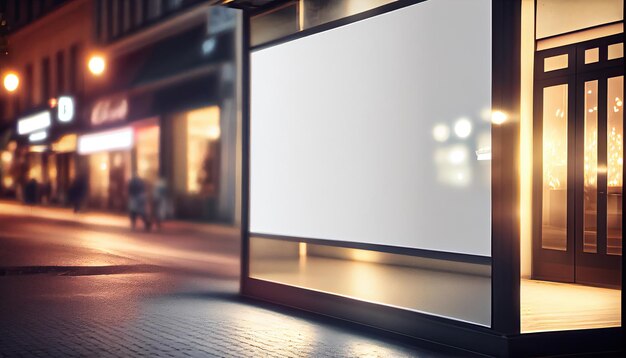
[89,152,110,202]
[186,107,220,195]
[28,153,43,182]
[136,125,160,184]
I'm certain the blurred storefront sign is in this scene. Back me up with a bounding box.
[78,127,134,155]
[90,97,128,126]
[57,96,75,123]
[17,111,51,135]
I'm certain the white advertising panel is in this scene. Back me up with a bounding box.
[250,0,492,256]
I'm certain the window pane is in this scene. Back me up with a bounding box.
[544,54,568,72]
[608,43,624,60]
[186,107,220,195]
[536,0,623,39]
[250,237,492,326]
[136,126,160,184]
[585,48,599,64]
[584,81,598,253]
[542,84,568,251]
[607,76,623,256]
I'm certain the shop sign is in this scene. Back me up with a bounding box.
[17,111,51,135]
[57,96,75,123]
[78,127,133,155]
[91,97,128,126]
[28,131,47,142]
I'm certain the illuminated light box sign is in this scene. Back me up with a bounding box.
[28,131,47,142]
[250,0,492,257]
[57,96,75,123]
[17,111,52,135]
[78,127,134,154]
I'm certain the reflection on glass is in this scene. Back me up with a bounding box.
[542,84,568,251]
[607,76,623,256]
[584,81,598,253]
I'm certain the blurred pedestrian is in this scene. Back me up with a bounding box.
[40,181,52,204]
[69,175,87,213]
[128,174,151,231]
[24,178,38,205]
[151,177,168,230]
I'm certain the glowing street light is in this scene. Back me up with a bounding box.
[3,73,19,92]
[88,55,106,76]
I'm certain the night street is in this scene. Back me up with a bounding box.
[0,201,459,357]
[1,0,623,356]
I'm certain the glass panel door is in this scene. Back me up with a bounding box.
[583,81,598,253]
[533,36,623,287]
[606,75,623,256]
[575,73,623,287]
[542,84,569,251]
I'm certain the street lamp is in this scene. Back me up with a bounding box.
[88,55,106,76]
[3,72,19,92]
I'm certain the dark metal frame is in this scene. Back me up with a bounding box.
[240,0,624,355]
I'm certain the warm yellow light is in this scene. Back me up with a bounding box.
[3,177,13,187]
[298,242,307,257]
[3,73,19,92]
[207,125,221,140]
[29,145,48,153]
[1,151,12,163]
[51,134,78,153]
[88,55,106,76]
[491,111,508,125]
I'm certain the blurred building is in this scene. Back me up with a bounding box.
[0,0,92,205]
[83,0,238,223]
[0,0,240,223]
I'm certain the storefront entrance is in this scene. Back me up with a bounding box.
[533,34,624,287]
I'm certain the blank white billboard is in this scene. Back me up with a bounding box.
[250,0,492,257]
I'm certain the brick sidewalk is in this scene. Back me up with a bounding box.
[0,274,460,357]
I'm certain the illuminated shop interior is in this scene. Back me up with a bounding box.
[519,0,623,333]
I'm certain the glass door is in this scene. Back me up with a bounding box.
[533,35,623,287]
[575,72,623,287]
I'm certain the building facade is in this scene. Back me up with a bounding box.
[82,0,239,223]
[1,0,240,224]
[0,0,92,206]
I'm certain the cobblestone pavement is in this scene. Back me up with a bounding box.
[0,274,464,358]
